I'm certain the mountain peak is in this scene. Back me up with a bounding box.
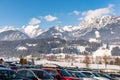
[77,15,119,30]
[22,25,44,38]
[50,26,64,32]
[0,26,16,33]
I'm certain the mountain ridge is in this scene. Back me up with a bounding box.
[0,15,119,43]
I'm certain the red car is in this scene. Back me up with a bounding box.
[42,68,80,80]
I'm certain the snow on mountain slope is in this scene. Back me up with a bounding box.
[62,16,120,43]
[63,25,74,32]
[0,30,29,41]
[22,25,44,38]
[0,15,119,42]
[64,15,119,34]
[0,26,16,33]
[0,26,29,41]
[37,26,73,39]
[74,15,119,31]
[53,25,64,32]
[78,16,113,30]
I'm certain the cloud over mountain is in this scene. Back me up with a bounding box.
[44,15,57,22]
[29,18,41,25]
[82,4,114,21]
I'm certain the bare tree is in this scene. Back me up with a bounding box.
[65,54,71,61]
[19,57,27,65]
[83,51,90,68]
[115,57,120,66]
[103,54,108,69]
[0,58,4,64]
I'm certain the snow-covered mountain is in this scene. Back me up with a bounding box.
[63,15,120,43]
[81,16,120,42]
[37,26,73,40]
[0,26,16,33]
[22,25,44,38]
[0,30,29,41]
[0,25,44,41]
[0,15,120,42]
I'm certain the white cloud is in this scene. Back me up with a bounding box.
[82,4,114,21]
[29,18,41,25]
[44,15,57,22]
[73,10,80,15]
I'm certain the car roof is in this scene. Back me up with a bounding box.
[42,67,63,70]
[79,71,92,72]
[17,68,45,72]
[0,67,12,70]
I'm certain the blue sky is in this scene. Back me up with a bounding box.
[0,0,120,29]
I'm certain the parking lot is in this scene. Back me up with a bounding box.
[0,63,120,80]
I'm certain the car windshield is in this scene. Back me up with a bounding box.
[58,70,72,77]
[99,73,111,78]
[33,70,52,79]
[93,72,101,77]
[75,72,87,78]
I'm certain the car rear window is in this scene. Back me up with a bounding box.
[33,70,52,79]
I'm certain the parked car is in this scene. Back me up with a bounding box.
[68,70,97,80]
[0,64,6,68]
[98,73,116,80]
[80,71,109,80]
[17,69,54,80]
[109,73,120,80]
[42,68,80,80]
[10,66,21,72]
[0,68,29,80]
